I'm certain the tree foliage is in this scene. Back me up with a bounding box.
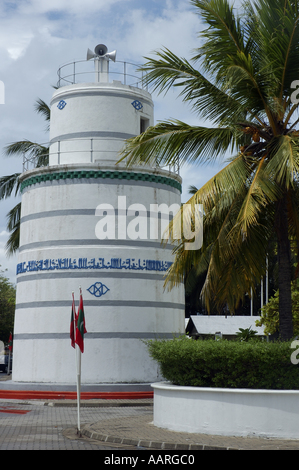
[0,272,16,344]
[256,279,299,336]
[1,98,49,256]
[121,0,299,339]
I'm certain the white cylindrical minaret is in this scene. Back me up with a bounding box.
[12,46,185,385]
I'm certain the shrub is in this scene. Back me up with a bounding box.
[235,326,258,342]
[256,279,299,336]
[146,337,299,389]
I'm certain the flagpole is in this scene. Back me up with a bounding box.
[76,343,82,436]
[7,333,12,376]
[71,290,81,436]
[72,286,86,437]
[7,350,11,375]
[75,286,83,437]
[72,292,76,347]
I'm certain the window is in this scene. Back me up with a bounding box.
[140,117,149,134]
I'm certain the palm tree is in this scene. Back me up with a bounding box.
[1,98,49,255]
[120,0,299,340]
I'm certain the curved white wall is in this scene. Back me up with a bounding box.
[49,81,154,165]
[13,164,184,383]
[13,72,185,385]
[152,382,299,439]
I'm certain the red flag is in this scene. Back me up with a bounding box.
[8,332,13,352]
[70,292,76,349]
[75,288,87,353]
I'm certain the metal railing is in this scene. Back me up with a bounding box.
[22,145,49,172]
[57,59,148,90]
[22,138,180,175]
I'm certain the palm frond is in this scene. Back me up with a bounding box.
[188,185,199,195]
[265,135,299,189]
[3,140,49,169]
[34,98,50,132]
[235,155,282,236]
[5,202,21,257]
[4,140,48,158]
[119,121,238,167]
[2,97,50,256]
[287,187,299,242]
[0,173,20,199]
[164,151,276,311]
[5,224,20,257]
[191,0,246,76]
[139,48,247,125]
[6,202,21,232]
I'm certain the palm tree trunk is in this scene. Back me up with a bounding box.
[275,194,293,340]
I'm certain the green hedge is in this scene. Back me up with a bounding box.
[146,337,299,389]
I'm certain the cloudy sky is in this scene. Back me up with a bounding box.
[0,0,239,283]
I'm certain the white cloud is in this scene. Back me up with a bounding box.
[6,30,35,60]
[0,0,126,21]
[0,21,34,62]
[18,0,127,15]
[112,3,199,62]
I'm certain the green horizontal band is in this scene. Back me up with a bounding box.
[21,170,182,193]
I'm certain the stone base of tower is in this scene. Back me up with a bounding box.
[0,380,153,394]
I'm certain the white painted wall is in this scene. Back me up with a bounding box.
[152,382,299,439]
[14,164,184,383]
[49,81,154,165]
[13,67,185,384]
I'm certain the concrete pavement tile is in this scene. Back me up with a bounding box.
[2,397,299,450]
[82,410,299,450]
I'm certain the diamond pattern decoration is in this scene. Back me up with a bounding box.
[131,100,143,110]
[87,282,110,298]
[57,100,67,110]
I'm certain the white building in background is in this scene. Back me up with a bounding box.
[12,45,185,385]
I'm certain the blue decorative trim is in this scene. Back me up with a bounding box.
[87,282,109,298]
[131,100,143,110]
[16,256,172,275]
[57,100,67,110]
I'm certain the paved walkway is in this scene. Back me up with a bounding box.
[2,376,299,450]
[0,399,139,450]
[1,397,299,450]
[33,398,299,450]
[77,401,299,450]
